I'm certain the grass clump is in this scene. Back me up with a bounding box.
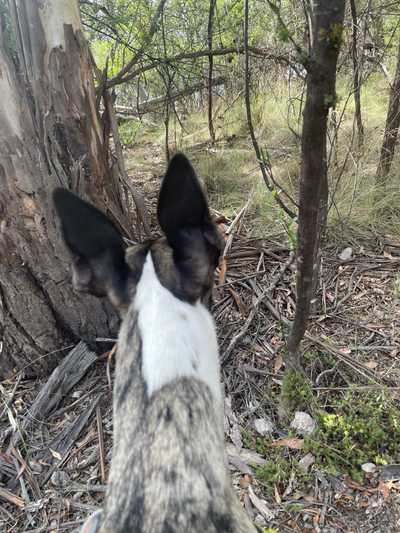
[119,120,142,147]
[256,453,293,487]
[254,445,312,495]
[280,368,315,415]
[305,390,400,482]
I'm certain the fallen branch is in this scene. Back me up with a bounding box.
[9,342,97,450]
[116,76,225,117]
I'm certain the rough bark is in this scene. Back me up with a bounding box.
[376,40,400,183]
[0,1,125,377]
[286,0,345,368]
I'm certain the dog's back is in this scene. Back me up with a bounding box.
[54,153,258,532]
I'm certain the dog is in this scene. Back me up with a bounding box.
[54,153,259,532]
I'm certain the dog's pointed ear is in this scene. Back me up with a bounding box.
[53,188,130,308]
[157,153,223,286]
[157,153,210,241]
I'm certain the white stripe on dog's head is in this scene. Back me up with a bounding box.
[135,252,222,402]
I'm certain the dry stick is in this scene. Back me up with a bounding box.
[0,374,21,419]
[12,456,35,527]
[8,342,97,451]
[349,0,364,148]
[106,46,296,89]
[40,398,101,487]
[222,193,254,260]
[286,1,346,369]
[207,0,217,143]
[115,76,226,117]
[0,486,25,508]
[243,0,296,220]
[96,405,106,484]
[261,294,379,382]
[108,0,167,86]
[222,252,295,363]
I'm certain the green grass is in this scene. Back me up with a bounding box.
[120,74,400,239]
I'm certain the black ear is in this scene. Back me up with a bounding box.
[157,153,210,238]
[157,153,223,283]
[53,188,130,307]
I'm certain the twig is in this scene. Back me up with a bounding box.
[96,405,106,484]
[0,486,25,508]
[222,252,295,363]
[9,342,97,451]
[243,0,296,220]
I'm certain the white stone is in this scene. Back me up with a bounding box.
[361,462,377,474]
[252,417,274,436]
[339,247,353,261]
[290,411,316,436]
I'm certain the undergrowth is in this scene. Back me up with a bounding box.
[120,74,400,239]
[244,388,400,489]
[305,390,400,482]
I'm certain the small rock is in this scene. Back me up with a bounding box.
[290,411,316,436]
[252,417,274,436]
[254,514,267,527]
[228,454,253,475]
[298,452,315,473]
[51,470,70,488]
[361,462,377,474]
[339,247,353,261]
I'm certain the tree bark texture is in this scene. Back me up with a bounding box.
[0,1,125,377]
[286,0,345,367]
[376,40,400,182]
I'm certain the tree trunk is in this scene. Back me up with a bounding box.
[376,40,400,183]
[207,0,216,144]
[0,1,127,377]
[286,0,345,368]
[350,0,364,149]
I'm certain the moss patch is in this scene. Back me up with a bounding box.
[305,390,400,482]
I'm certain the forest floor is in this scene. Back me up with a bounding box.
[1,139,400,532]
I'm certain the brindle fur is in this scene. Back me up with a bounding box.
[54,154,259,533]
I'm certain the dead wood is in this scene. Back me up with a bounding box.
[9,342,97,450]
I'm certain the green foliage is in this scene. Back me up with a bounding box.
[119,120,141,147]
[277,24,290,43]
[280,368,314,414]
[305,391,400,481]
[256,454,292,487]
[254,443,312,494]
[277,207,297,249]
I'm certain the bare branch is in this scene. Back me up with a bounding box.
[243,0,296,220]
[108,0,167,87]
